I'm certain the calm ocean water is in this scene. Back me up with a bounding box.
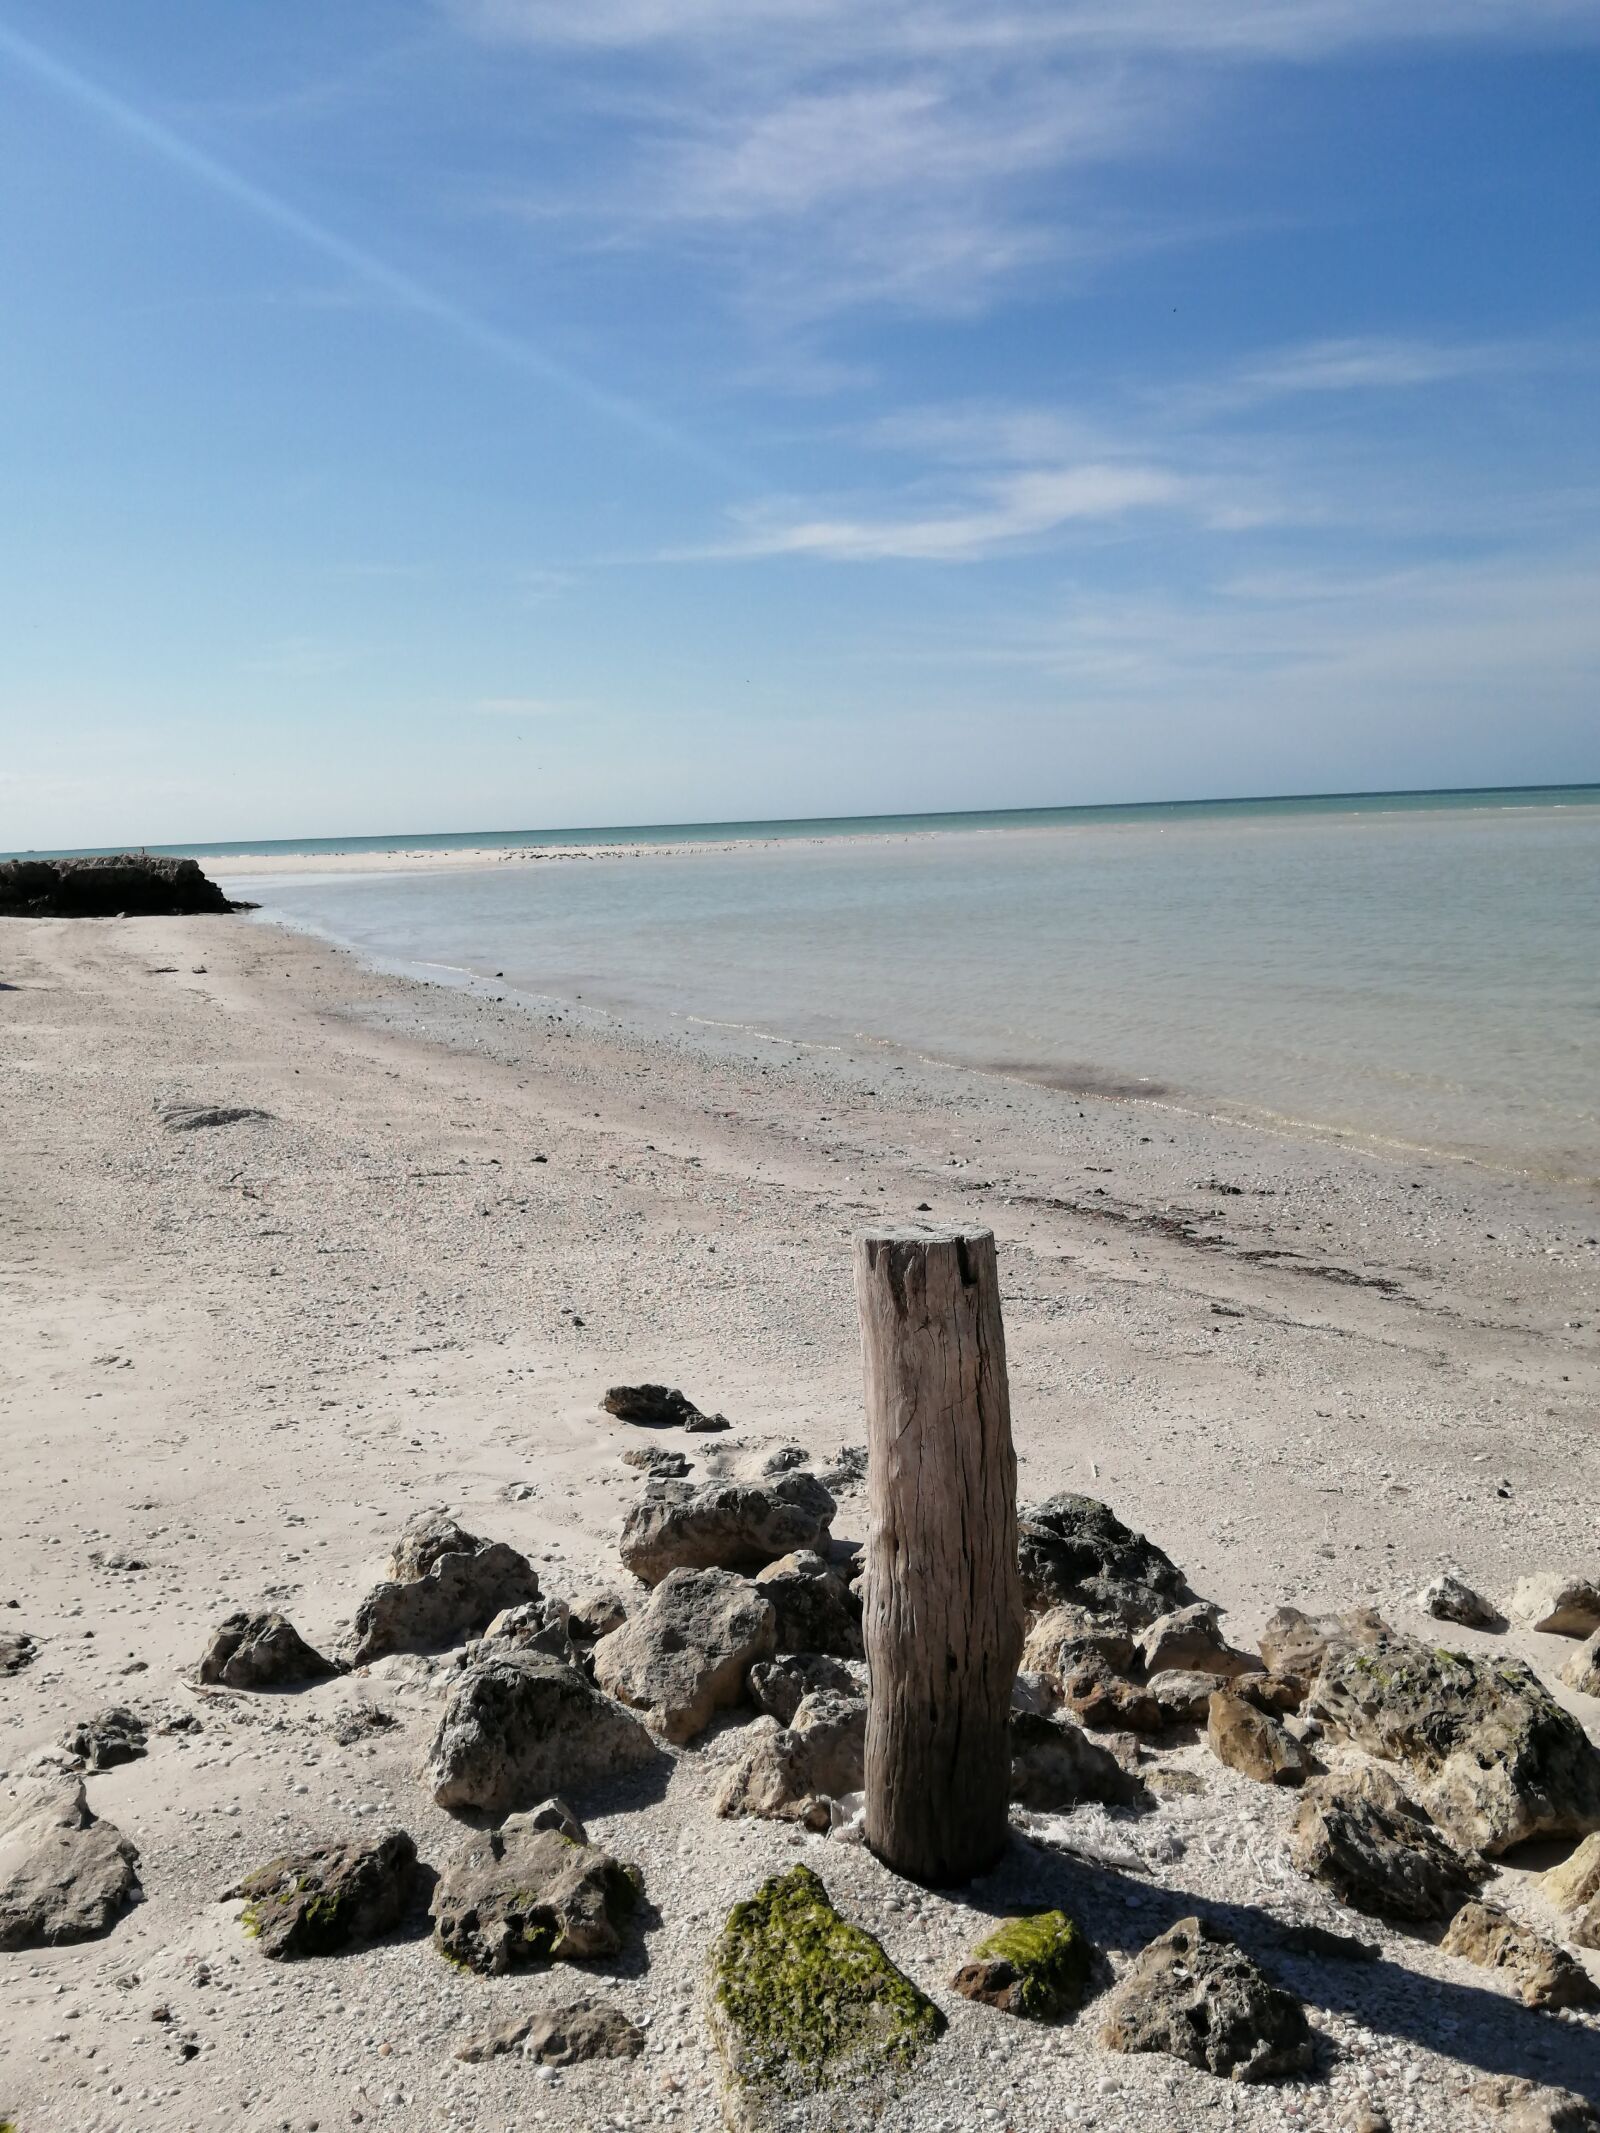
[213,791,1600,1180]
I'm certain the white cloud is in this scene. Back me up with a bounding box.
[698,462,1190,561]
[452,0,1600,62]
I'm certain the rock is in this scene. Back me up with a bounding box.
[426,1651,659,1816]
[1562,1633,1600,1697]
[1542,1831,1600,1948]
[749,1653,863,1725]
[592,1568,775,1743]
[1020,1604,1136,1678]
[1258,1605,1388,1690]
[1234,1671,1306,1716]
[1010,1670,1059,1717]
[1139,1603,1259,1680]
[1146,1669,1230,1721]
[1287,1764,1483,1920]
[1475,2081,1600,2133]
[1440,1900,1598,2010]
[455,1996,646,2065]
[1056,1652,1163,1732]
[326,1700,397,1746]
[198,1610,338,1690]
[603,1383,728,1431]
[817,1446,868,1492]
[59,1707,148,1771]
[754,1550,862,1658]
[431,1822,641,1975]
[619,1473,835,1586]
[1009,1710,1145,1811]
[1017,1494,1193,1627]
[1308,1627,1600,1854]
[1506,2093,1600,2133]
[0,852,237,917]
[716,1691,867,1830]
[1418,1573,1499,1630]
[227,1831,417,1958]
[761,1446,811,1475]
[158,1100,273,1132]
[1510,1574,1600,1638]
[952,1910,1093,2019]
[1099,1915,1312,2082]
[1208,1689,1306,1786]
[346,1510,541,1666]
[0,1629,36,1675]
[620,1446,691,1478]
[0,1779,141,1950]
[471,1598,575,1665]
[708,1865,944,2129]
[566,1586,633,1642]
[512,1797,588,1843]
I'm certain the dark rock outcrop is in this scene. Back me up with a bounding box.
[602,1384,728,1431]
[60,1707,148,1771]
[431,1819,642,1975]
[0,1779,141,1950]
[748,1652,863,1725]
[426,1651,659,1816]
[1017,1495,1193,1627]
[754,1549,863,1658]
[199,1610,339,1691]
[346,1510,541,1667]
[228,1831,418,1958]
[0,852,240,918]
[1287,1764,1483,1920]
[1308,1628,1600,1853]
[1099,1916,1312,2082]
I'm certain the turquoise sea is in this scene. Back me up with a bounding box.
[196,786,1600,1183]
[11,781,1598,862]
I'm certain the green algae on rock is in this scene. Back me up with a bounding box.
[709,1865,943,2127]
[952,1909,1093,2019]
[227,1830,417,1958]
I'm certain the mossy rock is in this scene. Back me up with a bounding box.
[952,1909,1093,2020]
[709,1865,944,2127]
[226,1831,417,1959]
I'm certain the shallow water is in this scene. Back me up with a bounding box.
[222,798,1600,1180]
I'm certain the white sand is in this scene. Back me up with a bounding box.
[1,913,1595,2133]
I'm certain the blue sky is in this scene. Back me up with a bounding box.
[2,1,1598,846]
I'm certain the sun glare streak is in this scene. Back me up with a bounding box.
[0,16,735,475]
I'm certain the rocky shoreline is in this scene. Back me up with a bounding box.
[1,914,1596,2132]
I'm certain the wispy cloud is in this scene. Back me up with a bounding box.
[694,463,1202,562]
[1167,333,1595,416]
[449,1,1600,331]
[452,0,1600,62]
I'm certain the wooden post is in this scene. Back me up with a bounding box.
[854,1225,1023,1884]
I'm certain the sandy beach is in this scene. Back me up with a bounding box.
[2,910,1597,2133]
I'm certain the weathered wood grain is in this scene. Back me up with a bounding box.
[855,1225,1023,1884]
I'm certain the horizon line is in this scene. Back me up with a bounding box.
[6,778,1599,863]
